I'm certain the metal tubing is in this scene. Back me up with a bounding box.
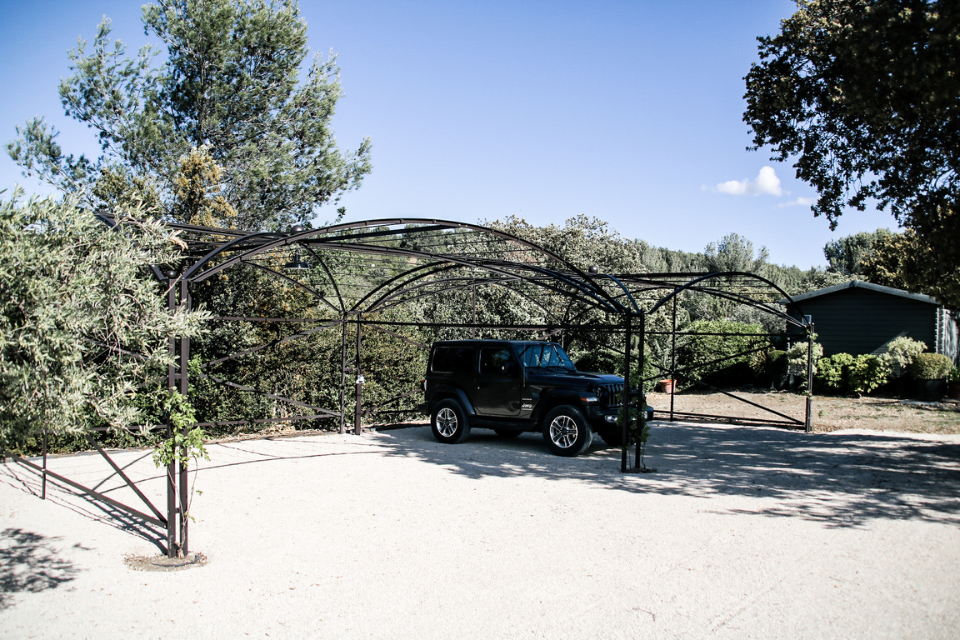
[664,411,802,428]
[42,429,47,500]
[355,313,363,435]
[166,283,177,558]
[670,295,677,421]
[179,279,190,556]
[621,312,631,473]
[805,321,815,434]
[673,375,804,425]
[340,316,347,434]
[635,311,645,470]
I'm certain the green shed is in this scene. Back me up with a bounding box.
[784,281,958,363]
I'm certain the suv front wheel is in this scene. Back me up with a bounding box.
[431,399,472,444]
[542,405,593,457]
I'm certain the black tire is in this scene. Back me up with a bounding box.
[494,429,522,438]
[430,399,471,444]
[598,428,624,447]
[542,405,593,457]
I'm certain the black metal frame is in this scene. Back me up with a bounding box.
[12,217,814,556]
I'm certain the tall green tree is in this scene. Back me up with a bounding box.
[860,230,960,307]
[743,0,959,300]
[7,0,371,231]
[703,233,769,276]
[0,192,207,450]
[823,229,892,277]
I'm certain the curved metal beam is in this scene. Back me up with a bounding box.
[181,218,624,312]
[647,271,807,327]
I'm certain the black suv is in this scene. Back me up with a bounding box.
[421,340,645,456]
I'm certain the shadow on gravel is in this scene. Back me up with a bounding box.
[375,422,960,529]
[0,465,167,554]
[0,528,81,609]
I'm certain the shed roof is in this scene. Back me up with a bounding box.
[782,280,941,306]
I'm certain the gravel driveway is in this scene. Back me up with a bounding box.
[2,421,960,639]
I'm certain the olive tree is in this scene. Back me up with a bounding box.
[0,191,207,450]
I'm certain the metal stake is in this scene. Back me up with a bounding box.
[41,429,47,500]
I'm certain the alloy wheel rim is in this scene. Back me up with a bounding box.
[437,407,458,437]
[549,415,578,448]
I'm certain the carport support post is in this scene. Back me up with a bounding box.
[805,321,815,433]
[621,311,632,473]
[354,313,363,435]
[166,282,178,558]
[179,279,190,556]
[635,311,645,470]
[670,295,677,421]
[339,316,347,434]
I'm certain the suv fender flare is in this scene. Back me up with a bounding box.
[430,385,477,417]
[533,389,585,425]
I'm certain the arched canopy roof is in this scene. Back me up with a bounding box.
[167,217,807,330]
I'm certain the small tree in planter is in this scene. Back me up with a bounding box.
[910,353,954,401]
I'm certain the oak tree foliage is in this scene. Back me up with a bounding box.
[744,0,959,300]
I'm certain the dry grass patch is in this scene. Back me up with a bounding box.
[646,390,960,435]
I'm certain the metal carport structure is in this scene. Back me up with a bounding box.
[14,217,815,558]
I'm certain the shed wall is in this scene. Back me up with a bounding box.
[788,288,937,357]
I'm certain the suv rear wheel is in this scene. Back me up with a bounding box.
[431,399,471,444]
[542,405,593,457]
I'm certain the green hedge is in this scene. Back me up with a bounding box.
[910,353,953,380]
[816,352,892,396]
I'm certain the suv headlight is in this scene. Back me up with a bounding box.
[579,393,599,404]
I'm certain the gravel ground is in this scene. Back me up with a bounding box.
[2,421,960,639]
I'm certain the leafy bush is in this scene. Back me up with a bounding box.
[847,355,891,395]
[950,366,960,384]
[910,353,953,380]
[816,352,892,396]
[816,353,855,394]
[786,340,823,385]
[882,336,927,377]
[675,320,766,388]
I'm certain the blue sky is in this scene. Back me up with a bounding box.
[0,0,893,269]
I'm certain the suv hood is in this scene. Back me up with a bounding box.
[526,370,623,386]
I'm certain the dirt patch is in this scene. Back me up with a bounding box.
[123,552,207,572]
[646,389,960,435]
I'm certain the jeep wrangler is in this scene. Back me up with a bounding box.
[421,340,648,457]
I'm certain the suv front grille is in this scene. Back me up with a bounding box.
[596,383,625,408]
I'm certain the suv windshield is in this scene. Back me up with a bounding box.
[515,342,577,371]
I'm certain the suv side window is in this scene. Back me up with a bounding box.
[431,346,475,374]
[479,347,515,376]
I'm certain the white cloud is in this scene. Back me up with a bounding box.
[777,196,815,208]
[714,166,783,196]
